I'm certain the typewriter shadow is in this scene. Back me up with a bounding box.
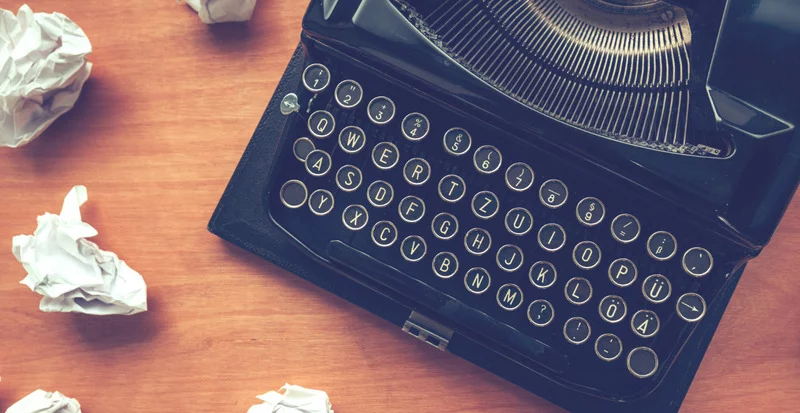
[70,294,162,350]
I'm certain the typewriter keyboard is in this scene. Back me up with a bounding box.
[267,61,733,397]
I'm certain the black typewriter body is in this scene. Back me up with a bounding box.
[209,1,800,411]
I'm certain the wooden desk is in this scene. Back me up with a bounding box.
[1,1,798,412]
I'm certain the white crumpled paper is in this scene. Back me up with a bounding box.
[248,384,334,413]
[0,5,93,148]
[12,185,147,315]
[5,390,82,413]
[186,0,258,24]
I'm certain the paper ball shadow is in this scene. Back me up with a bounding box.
[69,294,162,350]
[205,22,255,53]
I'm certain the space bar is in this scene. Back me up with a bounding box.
[326,240,569,373]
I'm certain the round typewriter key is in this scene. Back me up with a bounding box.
[304,150,332,177]
[302,63,330,92]
[504,207,533,236]
[279,180,307,209]
[496,283,524,311]
[371,220,398,247]
[473,145,502,174]
[564,277,592,305]
[366,180,394,208]
[335,79,363,109]
[627,347,659,379]
[398,195,425,223]
[631,310,660,338]
[338,126,366,154]
[464,267,491,295]
[308,189,334,216]
[529,261,557,289]
[563,317,591,345]
[496,244,524,273]
[431,212,458,240]
[464,228,491,256]
[292,137,315,162]
[308,110,335,138]
[371,141,400,170]
[572,241,601,270]
[610,213,640,244]
[682,247,713,277]
[538,223,566,252]
[401,112,430,141]
[539,179,568,208]
[608,258,637,287]
[676,293,707,323]
[598,295,627,324]
[400,235,427,262]
[367,96,396,125]
[443,127,472,156]
[471,191,500,220]
[403,158,431,186]
[438,174,466,203]
[576,197,605,226]
[335,165,362,192]
[527,299,555,327]
[505,162,534,192]
[595,334,623,362]
[642,274,671,304]
[647,231,677,261]
[432,251,458,279]
[342,204,369,231]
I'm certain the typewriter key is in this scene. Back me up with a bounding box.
[563,317,591,345]
[527,299,554,327]
[308,189,334,216]
[304,150,332,177]
[595,334,623,362]
[627,347,659,379]
[676,293,707,323]
[631,310,660,338]
[338,126,366,154]
[539,179,568,208]
[471,191,500,219]
[573,241,602,270]
[366,180,394,208]
[432,251,458,279]
[564,277,592,305]
[307,110,335,138]
[538,223,566,252]
[335,165,362,192]
[576,197,605,226]
[443,127,471,156]
[505,162,534,192]
[401,112,430,141]
[505,207,533,236]
[335,79,363,109]
[371,142,400,170]
[367,96,396,125]
[496,283,524,311]
[371,220,398,247]
[642,274,671,304]
[431,213,459,240]
[342,204,369,231]
[682,247,713,277]
[647,231,677,261]
[464,228,492,256]
[598,295,627,323]
[496,244,524,272]
[438,174,466,203]
[608,258,637,287]
[529,261,557,289]
[279,180,307,209]
[398,195,425,223]
[473,145,502,174]
[292,137,315,162]
[302,63,330,92]
[400,235,427,262]
[610,213,640,243]
[403,158,432,186]
[464,267,491,295]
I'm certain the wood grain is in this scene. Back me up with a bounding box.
[1,1,798,412]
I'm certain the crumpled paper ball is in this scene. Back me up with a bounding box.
[0,4,93,148]
[247,383,334,413]
[185,0,258,24]
[5,390,82,413]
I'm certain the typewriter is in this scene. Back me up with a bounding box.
[209,0,800,411]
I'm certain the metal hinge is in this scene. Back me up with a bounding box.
[402,311,454,351]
